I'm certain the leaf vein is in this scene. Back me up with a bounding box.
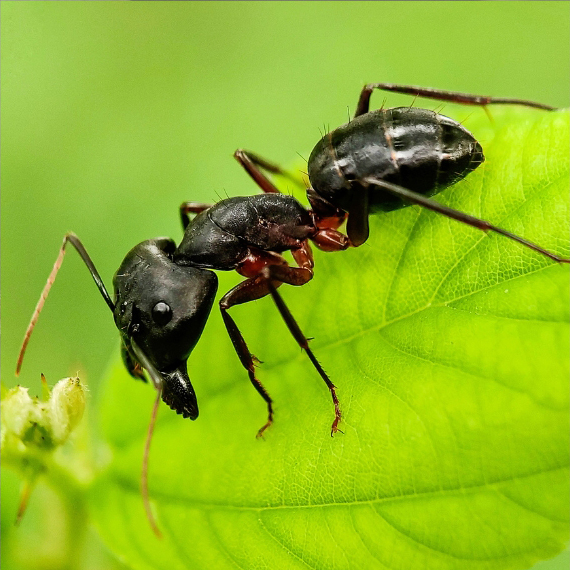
[256,515,319,570]
[113,465,568,513]
[375,326,562,411]
[491,486,569,525]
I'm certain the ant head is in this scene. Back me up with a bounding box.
[113,238,218,419]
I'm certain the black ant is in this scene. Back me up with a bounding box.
[16,83,568,536]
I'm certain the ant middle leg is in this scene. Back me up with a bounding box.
[234,149,301,194]
[354,83,557,118]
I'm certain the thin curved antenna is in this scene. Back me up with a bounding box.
[16,233,114,376]
[130,339,164,537]
[131,340,163,391]
[142,384,163,539]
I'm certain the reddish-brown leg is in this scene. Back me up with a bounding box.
[260,263,342,436]
[221,244,343,436]
[355,82,556,118]
[311,228,350,252]
[234,149,303,194]
[292,240,314,270]
[255,247,341,434]
[307,188,347,229]
[220,275,278,438]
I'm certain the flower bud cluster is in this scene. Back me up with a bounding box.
[1,377,86,459]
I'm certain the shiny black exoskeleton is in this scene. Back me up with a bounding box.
[17,83,567,438]
[17,192,348,437]
[113,237,218,420]
[308,107,484,214]
[112,192,344,427]
[306,106,485,245]
[15,190,348,538]
[15,82,569,537]
[235,82,563,252]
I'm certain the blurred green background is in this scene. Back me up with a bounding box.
[1,2,568,569]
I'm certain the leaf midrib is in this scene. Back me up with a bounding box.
[112,463,568,514]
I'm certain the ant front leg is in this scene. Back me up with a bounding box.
[220,276,276,438]
[234,149,301,195]
[256,242,342,435]
[258,261,343,436]
[219,249,291,437]
[354,82,557,118]
[221,244,342,436]
[180,201,213,231]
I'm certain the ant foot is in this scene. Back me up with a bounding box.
[256,418,273,439]
[330,415,343,436]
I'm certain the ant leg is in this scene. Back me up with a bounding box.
[180,201,213,231]
[242,246,342,434]
[220,246,312,436]
[311,228,350,252]
[362,176,570,264]
[346,187,370,247]
[234,149,301,194]
[220,275,279,437]
[259,263,342,436]
[355,83,556,118]
[222,244,342,436]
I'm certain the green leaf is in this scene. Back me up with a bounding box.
[92,108,569,570]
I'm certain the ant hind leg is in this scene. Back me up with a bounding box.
[355,82,556,118]
[362,176,570,264]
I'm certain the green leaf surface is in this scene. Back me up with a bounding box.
[92,108,569,570]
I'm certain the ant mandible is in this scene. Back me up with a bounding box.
[16,82,568,535]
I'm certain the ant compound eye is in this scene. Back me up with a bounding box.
[152,301,172,326]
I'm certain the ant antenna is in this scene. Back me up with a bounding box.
[130,338,167,537]
[15,234,166,538]
[16,233,114,376]
[141,385,163,539]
